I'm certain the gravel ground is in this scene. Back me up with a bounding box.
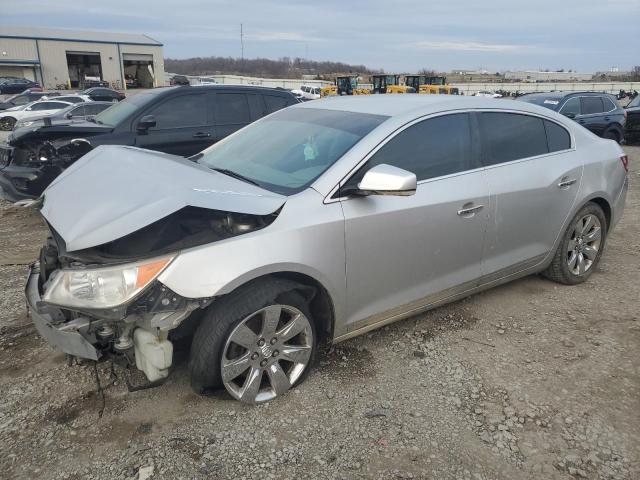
[0,146,638,480]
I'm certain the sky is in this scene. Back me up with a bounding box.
[2,0,639,73]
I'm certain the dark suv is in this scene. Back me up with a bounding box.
[518,91,625,143]
[623,95,640,144]
[0,85,299,201]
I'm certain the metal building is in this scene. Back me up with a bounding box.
[0,27,164,90]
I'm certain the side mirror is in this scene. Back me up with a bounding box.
[563,112,576,119]
[65,113,73,119]
[137,115,156,133]
[356,164,417,196]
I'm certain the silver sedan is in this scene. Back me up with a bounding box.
[30,95,628,403]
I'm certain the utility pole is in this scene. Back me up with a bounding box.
[240,24,244,63]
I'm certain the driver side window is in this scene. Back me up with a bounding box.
[341,113,474,194]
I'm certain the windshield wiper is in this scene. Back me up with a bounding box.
[212,168,260,187]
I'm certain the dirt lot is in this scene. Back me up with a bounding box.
[0,147,638,480]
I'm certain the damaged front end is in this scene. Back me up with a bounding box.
[26,144,286,388]
[28,206,278,388]
[0,134,94,201]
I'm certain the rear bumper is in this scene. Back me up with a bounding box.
[26,263,99,360]
[610,175,628,232]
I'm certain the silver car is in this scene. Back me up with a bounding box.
[27,96,629,403]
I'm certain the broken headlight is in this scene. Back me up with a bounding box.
[43,256,174,310]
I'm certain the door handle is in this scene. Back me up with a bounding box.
[457,204,484,216]
[193,132,211,138]
[558,179,577,188]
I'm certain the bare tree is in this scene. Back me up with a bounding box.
[165,56,374,78]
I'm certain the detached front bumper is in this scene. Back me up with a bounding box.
[26,263,99,360]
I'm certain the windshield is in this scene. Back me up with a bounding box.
[197,108,388,195]
[628,96,640,108]
[518,95,562,111]
[93,93,153,127]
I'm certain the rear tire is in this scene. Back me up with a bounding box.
[189,280,316,403]
[543,202,607,285]
[603,127,621,143]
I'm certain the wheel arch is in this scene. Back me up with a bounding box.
[214,269,337,347]
[584,195,612,231]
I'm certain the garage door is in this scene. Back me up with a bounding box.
[122,53,154,62]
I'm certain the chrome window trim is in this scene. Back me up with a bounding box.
[559,95,618,118]
[324,108,576,204]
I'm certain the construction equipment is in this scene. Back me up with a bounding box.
[404,75,459,95]
[320,75,370,97]
[371,74,415,94]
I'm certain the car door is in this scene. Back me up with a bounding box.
[477,111,582,280]
[339,113,490,329]
[579,96,606,135]
[134,92,213,156]
[211,91,252,142]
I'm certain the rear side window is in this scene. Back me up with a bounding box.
[264,95,290,114]
[479,112,548,165]
[69,105,86,116]
[601,97,616,112]
[348,113,474,184]
[544,120,571,152]
[84,103,110,115]
[215,93,250,124]
[148,94,207,129]
[246,94,265,120]
[581,97,604,115]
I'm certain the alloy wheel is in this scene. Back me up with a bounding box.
[567,214,602,275]
[221,304,313,403]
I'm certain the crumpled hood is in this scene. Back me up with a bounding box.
[41,145,286,252]
[8,120,111,144]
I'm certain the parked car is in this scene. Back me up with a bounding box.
[623,94,640,144]
[25,96,627,403]
[13,101,114,129]
[0,85,299,201]
[518,92,625,143]
[51,94,93,104]
[82,87,125,102]
[0,91,58,111]
[473,90,503,98]
[0,78,41,95]
[0,100,73,131]
[292,85,321,100]
[170,75,190,86]
[125,74,139,89]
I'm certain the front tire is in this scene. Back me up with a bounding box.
[189,283,316,403]
[0,116,16,131]
[543,202,607,285]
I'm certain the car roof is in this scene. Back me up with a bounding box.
[522,91,615,100]
[148,85,296,97]
[291,95,558,118]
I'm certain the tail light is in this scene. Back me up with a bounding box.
[620,154,629,173]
